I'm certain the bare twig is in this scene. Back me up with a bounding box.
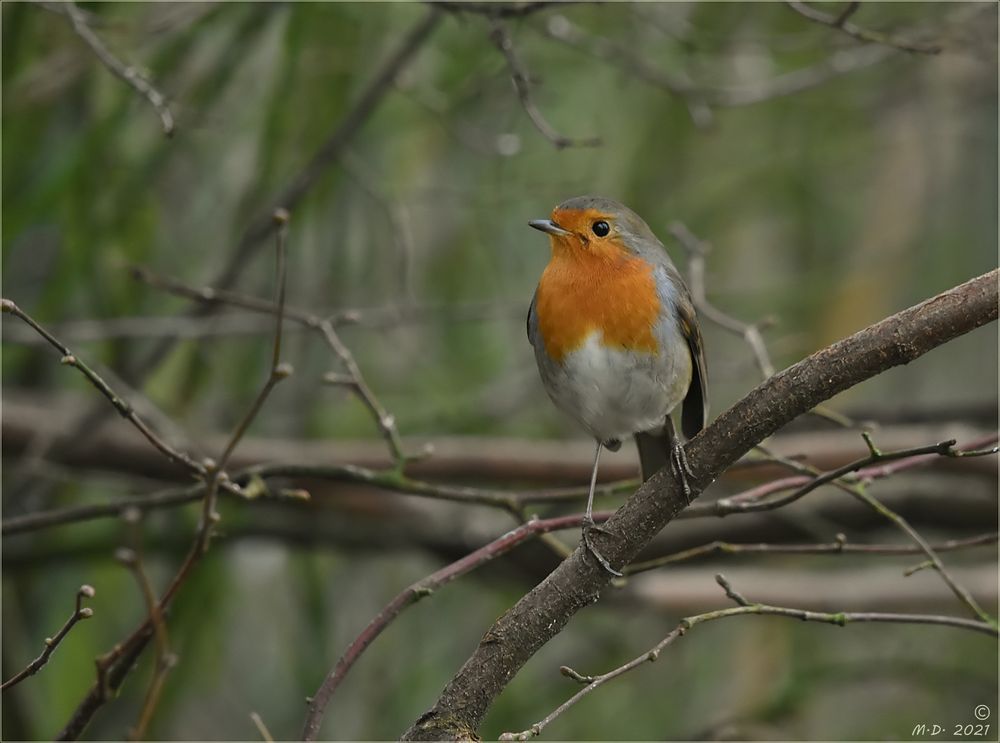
[669,221,851,426]
[2,585,95,692]
[57,212,293,741]
[250,712,275,743]
[300,514,589,740]
[832,1,861,27]
[626,532,999,575]
[116,513,176,741]
[754,434,998,625]
[702,43,896,108]
[1,300,204,475]
[341,150,418,303]
[498,574,996,740]
[696,435,998,518]
[130,265,415,466]
[0,301,521,344]
[61,1,175,135]
[541,14,896,113]
[540,14,714,127]
[489,20,601,150]
[210,6,443,293]
[111,5,441,407]
[9,431,994,537]
[669,222,776,378]
[786,1,942,54]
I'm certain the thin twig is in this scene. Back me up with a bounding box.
[57,212,293,741]
[115,515,176,741]
[130,265,416,467]
[669,221,851,426]
[539,14,714,127]
[341,149,418,303]
[300,514,588,740]
[489,19,601,150]
[2,585,95,692]
[10,431,995,536]
[0,462,633,535]
[114,5,441,404]
[250,712,275,743]
[498,574,996,740]
[832,1,861,27]
[61,1,175,135]
[696,436,998,518]
[0,302,521,344]
[626,532,999,575]
[669,222,776,378]
[1,300,204,475]
[541,14,896,113]
[756,434,998,625]
[786,1,942,54]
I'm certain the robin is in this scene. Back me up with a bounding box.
[527,196,708,575]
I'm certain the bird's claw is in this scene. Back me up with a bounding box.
[669,441,695,504]
[581,516,623,577]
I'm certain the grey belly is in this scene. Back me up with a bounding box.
[534,330,692,443]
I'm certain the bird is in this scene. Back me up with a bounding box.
[526,196,708,576]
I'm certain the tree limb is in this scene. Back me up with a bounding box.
[400,269,998,740]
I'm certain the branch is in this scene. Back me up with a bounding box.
[670,220,852,428]
[56,212,293,741]
[669,222,776,378]
[752,434,997,623]
[114,517,176,741]
[60,1,175,136]
[131,265,414,466]
[786,1,942,55]
[690,433,999,518]
[300,514,587,740]
[210,6,443,292]
[7,429,994,537]
[626,532,999,576]
[2,585,95,692]
[489,20,601,150]
[499,574,995,740]
[119,5,442,390]
[400,270,998,740]
[1,300,204,476]
[540,14,898,114]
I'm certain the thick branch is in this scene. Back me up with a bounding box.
[401,270,998,740]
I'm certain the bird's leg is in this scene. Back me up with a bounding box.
[665,417,695,504]
[581,440,622,577]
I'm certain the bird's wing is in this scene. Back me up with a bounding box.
[654,261,709,439]
[526,287,539,347]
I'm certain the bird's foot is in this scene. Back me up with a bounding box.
[669,440,695,505]
[581,515,623,577]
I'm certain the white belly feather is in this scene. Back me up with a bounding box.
[539,330,692,443]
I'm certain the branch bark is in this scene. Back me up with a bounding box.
[400,269,999,741]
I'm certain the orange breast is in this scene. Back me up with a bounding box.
[535,252,661,362]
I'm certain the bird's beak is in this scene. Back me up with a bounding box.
[529,219,571,237]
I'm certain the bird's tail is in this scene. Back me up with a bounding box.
[635,430,672,483]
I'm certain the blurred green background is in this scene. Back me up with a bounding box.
[2,2,997,740]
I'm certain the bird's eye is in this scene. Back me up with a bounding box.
[592,220,610,237]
